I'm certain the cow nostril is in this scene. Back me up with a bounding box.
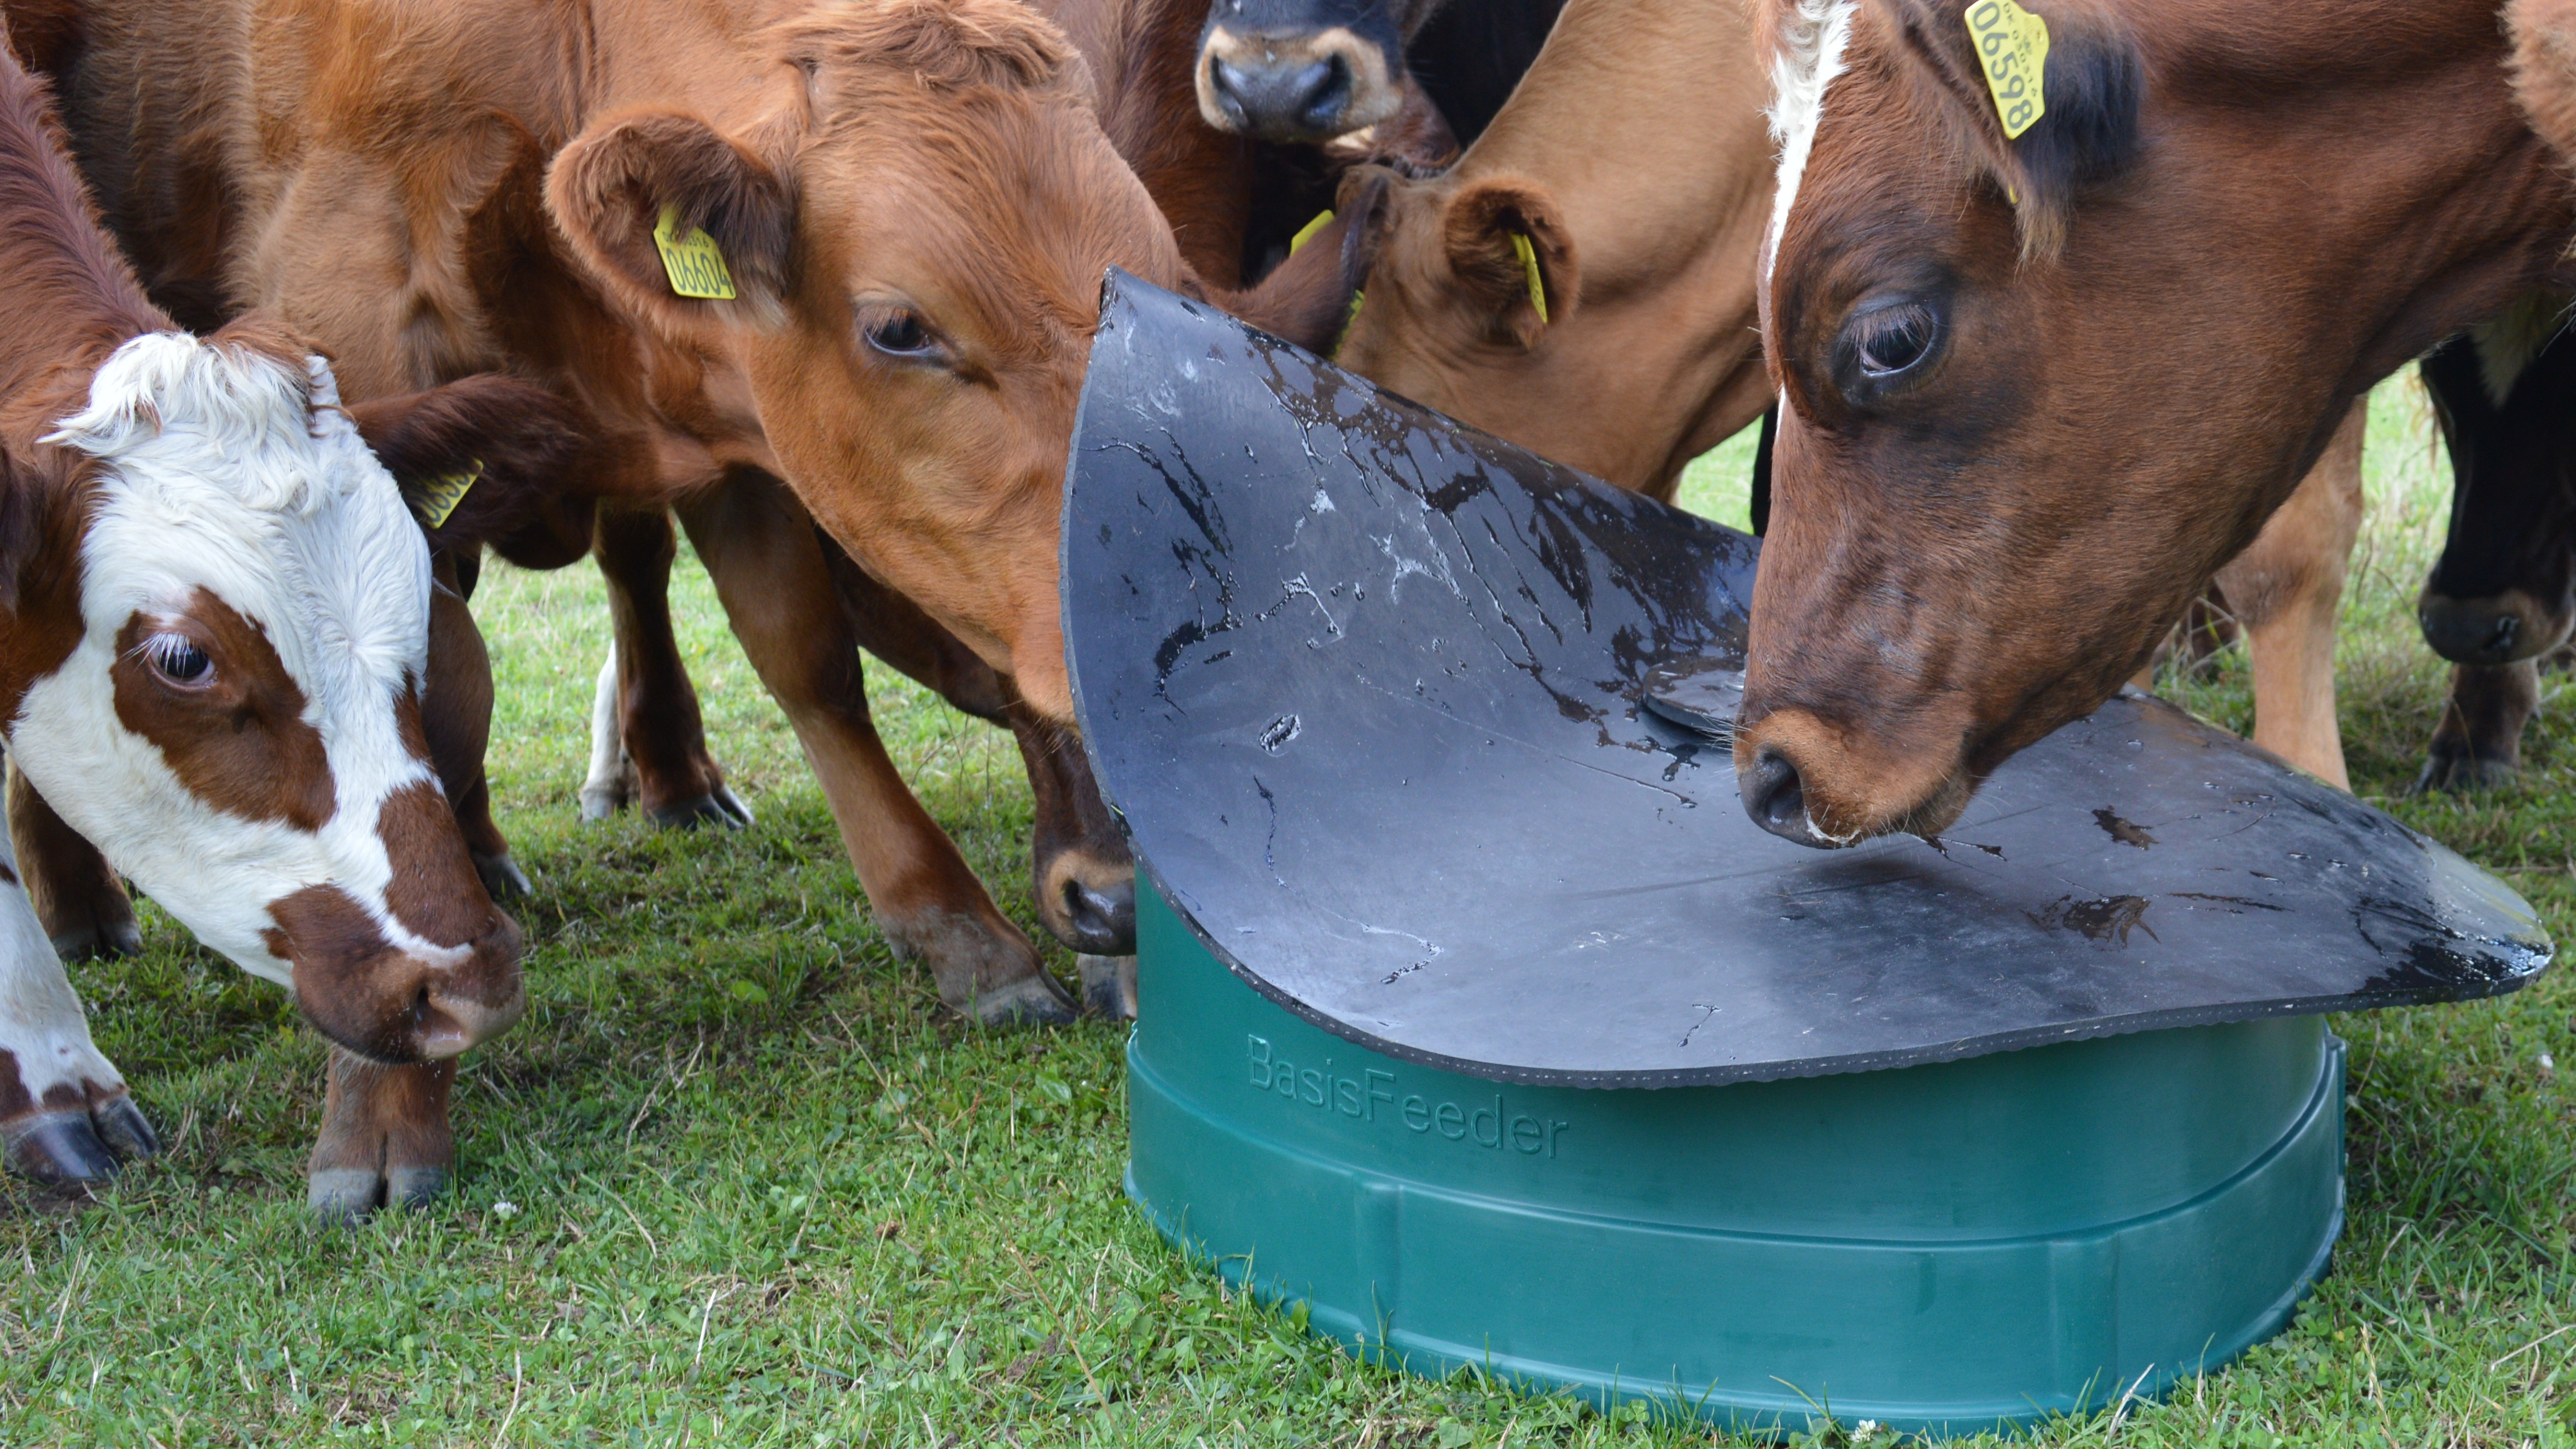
[2490,615,2520,651]
[1745,749,1811,839]
[1209,59,1257,121]
[1292,56,1350,131]
[1060,876,1139,954]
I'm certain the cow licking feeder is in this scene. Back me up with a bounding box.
[1064,272,2554,1435]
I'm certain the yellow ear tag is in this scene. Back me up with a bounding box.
[1510,231,1548,325]
[652,206,738,301]
[410,461,481,529]
[1289,210,1336,255]
[1964,0,2049,140]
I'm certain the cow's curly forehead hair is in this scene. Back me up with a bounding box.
[772,0,1091,108]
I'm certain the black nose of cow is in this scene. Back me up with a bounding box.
[1061,875,1138,956]
[2418,595,2523,665]
[1744,749,1816,845]
[1209,55,1353,139]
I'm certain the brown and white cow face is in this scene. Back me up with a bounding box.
[1730,0,2576,848]
[8,333,524,1063]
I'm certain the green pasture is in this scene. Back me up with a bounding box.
[3,371,2572,1446]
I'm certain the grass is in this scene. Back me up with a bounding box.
[3,369,2572,1447]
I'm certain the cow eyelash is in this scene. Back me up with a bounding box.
[138,632,215,688]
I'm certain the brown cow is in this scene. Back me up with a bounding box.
[0,38,566,1206]
[21,0,1353,1022]
[1732,0,2576,846]
[1331,0,2371,789]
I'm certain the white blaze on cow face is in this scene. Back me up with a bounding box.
[9,335,521,1062]
[1762,0,1857,290]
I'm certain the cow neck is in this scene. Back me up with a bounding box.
[0,60,168,453]
[1456,0,1774,298]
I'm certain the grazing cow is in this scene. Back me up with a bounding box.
[2413,290,2576,789]
[1191,0,1561,146]
[17,0,1352,1023]
[1331,0,2370,788]
[1733,0,2576,847]
[0,43,557,1203]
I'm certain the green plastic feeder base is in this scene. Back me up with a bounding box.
[1126,887,2345,1438]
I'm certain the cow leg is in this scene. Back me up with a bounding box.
[0,810,158,1183]
[5,764,139,961]
[817,548,1138,961]
[584,506,752,829]
[675,476,1075,1025]
[2210,399,2368,789]
[2415,659,2542,792]
[306,1051,454,1221]
[424,555,528,900]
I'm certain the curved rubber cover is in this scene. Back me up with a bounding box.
[1062,272,2552,1086]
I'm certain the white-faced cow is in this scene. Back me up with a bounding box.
[1735,0,2576,846]
[0,43,555,1209]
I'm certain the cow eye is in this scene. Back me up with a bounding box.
[142,633,214,688]
[1853,302,1939,378]
[863,311,938,360]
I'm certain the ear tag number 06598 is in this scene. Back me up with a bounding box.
[1965,0,2048,140]
[654,206,738,301]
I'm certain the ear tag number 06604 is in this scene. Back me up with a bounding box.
[654,206,738,301]
[1965,0,2048,140]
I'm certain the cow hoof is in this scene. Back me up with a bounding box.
[5,1110,125,1183]
[2410,754,2517,794]
[1079,954,1139,1020]
[646,789,753,831]
[578,783,627,822]
[970,972,1081,1028]
[385,1165,450,1211]
[48,918,143,962]
[473,850,533,902]
[308,1168,385,1223]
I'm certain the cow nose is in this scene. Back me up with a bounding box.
[2418,593,2524,665]
[1744,748,1815,844]
[1060,875,1138,956]
[414,916,527,1059]
[1210,55,1351,138]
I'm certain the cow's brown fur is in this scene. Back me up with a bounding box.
[1735,0,2576,845]
[1332,0,1775,499]
[2513,0,2576,164]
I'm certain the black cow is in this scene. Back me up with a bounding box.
[2413,290,2576,790]
[1195,0,1563,146]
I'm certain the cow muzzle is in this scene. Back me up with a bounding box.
[1196,26,1398,142]
[2416,586,2572,666]
[285,902,527,1064]
[1732,706,1978,848]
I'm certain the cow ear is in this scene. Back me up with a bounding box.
[1438,177,1577,351]
[545,109,796,335]
[344,376,596,564]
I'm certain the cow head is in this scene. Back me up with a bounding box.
[1734,0,2574,847]
[1,325,533,1064]
[545,0,1353,725]
[1194,0,1442,142]
[2416,292,2576,667]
